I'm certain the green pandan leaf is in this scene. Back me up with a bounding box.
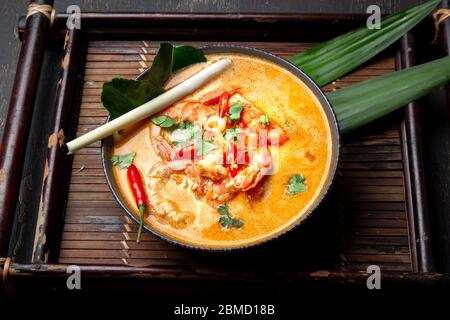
[101,43,206,119]
[288,0,440,87]
[328,56,450,133]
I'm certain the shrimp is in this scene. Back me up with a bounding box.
[150,125,174,162]
[186,165,235,203]
[182,102,216,124]
[231,93,288,145]
[146,87,289,214]
[146,162,195,229]
[204,115,227,133]
[149,101,216,161]
[196,153,228,181]
[226,149,273,192]
[204,179,236,202]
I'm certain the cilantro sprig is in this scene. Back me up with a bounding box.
[217,204,244,229]
[151,115,178,128]
[111,152,136,169]
[170,120,201,147]
[286,174,308,195]
[170,121,216,156]
[228,101,244,121]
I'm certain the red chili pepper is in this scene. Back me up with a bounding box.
[223,141,250,177]
[218,92,230,118]
[243,151,250,164]
[223,141,237,165]
[228,165,240,178]
[127,164,147,243]
[201,90,227,105]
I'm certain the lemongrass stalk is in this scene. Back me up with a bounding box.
[66,59,232,153]
[328,56,450,133]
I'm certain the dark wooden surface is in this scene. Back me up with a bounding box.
[5,262,450,295]
[1,0,449,274]
[0,0,55,256]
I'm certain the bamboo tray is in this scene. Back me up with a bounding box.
[2,12,449,294]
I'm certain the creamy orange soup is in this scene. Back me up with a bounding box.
[112,53,332,248]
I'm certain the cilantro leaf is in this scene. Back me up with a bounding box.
[217,204,243,229]
[101,79,164,119]
[177,120,195,130]
[177,121,201,138]
[171,140,191,148]
[196,140,217,156]
[228,101,244,121]
[219,215,234,229]
[171,121,201,147]
[111,152,136,169]
[101,43,206,119]
[260,114,270,126]
[217,204,229,215]
[232,219,244,228]
[287,174,308,195]
[151,115,178,128]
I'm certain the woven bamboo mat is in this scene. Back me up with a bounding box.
[60,40,411,272]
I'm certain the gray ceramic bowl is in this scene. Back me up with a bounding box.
[102,45,340,250]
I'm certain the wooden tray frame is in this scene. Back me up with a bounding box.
[1,10,450,294]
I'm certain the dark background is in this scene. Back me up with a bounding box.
[1,0,449,272]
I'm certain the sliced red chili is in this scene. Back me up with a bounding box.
[201,90,226,105]
[173,144,197,161]
[223,140,250,177]
[243,151,250,164]
[223,141,237,165]
[228,165,240,178]
[218,92,230,118]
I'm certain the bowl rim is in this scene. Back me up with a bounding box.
[101,44,340,251]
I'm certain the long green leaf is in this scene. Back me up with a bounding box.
[140,43,206,85]
[101,43,206,119]
[327,56,450,133]
[288,0,440,86]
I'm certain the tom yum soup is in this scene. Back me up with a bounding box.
[110,52,334,249]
